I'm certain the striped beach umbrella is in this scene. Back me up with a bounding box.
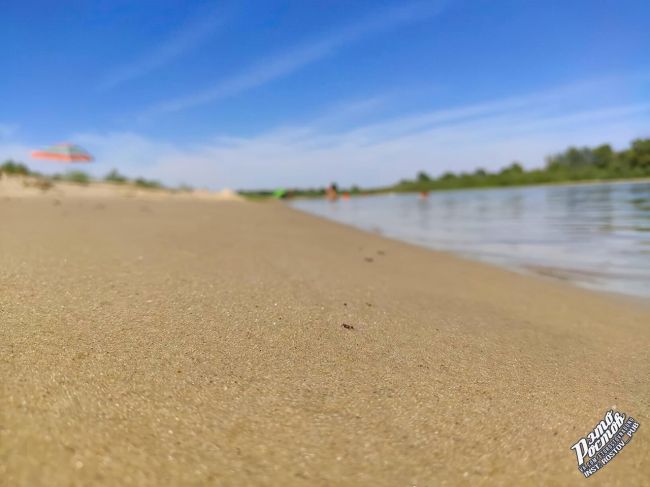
[31,143,93,163]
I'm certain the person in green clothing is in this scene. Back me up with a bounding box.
[273,188,287,199]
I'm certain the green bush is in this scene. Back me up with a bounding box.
[104,169,128,184]
[0,160,30,176]
[134,177,163,189]
[177,183,194,192]
[62,170,91,185]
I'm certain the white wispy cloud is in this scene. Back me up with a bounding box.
[3,76,648,190]
[98,4,228,91]
[341,76,632,141]
[74,78,650,187]
[141,1,448,117]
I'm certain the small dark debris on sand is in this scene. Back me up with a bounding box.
[364,257,374,263]
[341,323,355,330]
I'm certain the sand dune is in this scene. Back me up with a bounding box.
[0,174,242,201]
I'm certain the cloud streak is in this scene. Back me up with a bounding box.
[98,5,228,91]
[141,1,448,117]
[63,76,650,189]
[3,76,648,190]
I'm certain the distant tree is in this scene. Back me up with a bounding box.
[500,162,524,175]
[134,177,163,189]
[592,144,615,168]
[547,147,595,169]
[416,171,432,182]
[63,170,90,184]
[627,138,650,170]
[104,169,128,184]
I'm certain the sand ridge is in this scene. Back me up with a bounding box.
[0,174,242,201]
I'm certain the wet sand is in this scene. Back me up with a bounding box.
[1,195,648,486]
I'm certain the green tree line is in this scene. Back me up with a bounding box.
[394,138,650,192]
[239,138,650,199]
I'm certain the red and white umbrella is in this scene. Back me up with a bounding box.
[31,143,93,163]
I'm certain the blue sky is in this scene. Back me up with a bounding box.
[1,0,649,189]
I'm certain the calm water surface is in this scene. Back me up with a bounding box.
[291,182,650,298]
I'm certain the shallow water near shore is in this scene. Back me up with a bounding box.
[291,181,650,298]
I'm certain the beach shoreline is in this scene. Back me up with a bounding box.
[1,193,648,485]
[281,176,650,201]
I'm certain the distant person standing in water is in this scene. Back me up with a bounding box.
[326,183,338,201]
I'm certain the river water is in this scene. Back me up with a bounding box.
[291,181,650,298]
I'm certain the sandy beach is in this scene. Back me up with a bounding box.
[1,191,648,486]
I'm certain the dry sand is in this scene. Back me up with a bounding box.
[0,174,242,201]
[0,192,648,486]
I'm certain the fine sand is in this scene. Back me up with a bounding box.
[0,174,242,201]
[0,192,648,486]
